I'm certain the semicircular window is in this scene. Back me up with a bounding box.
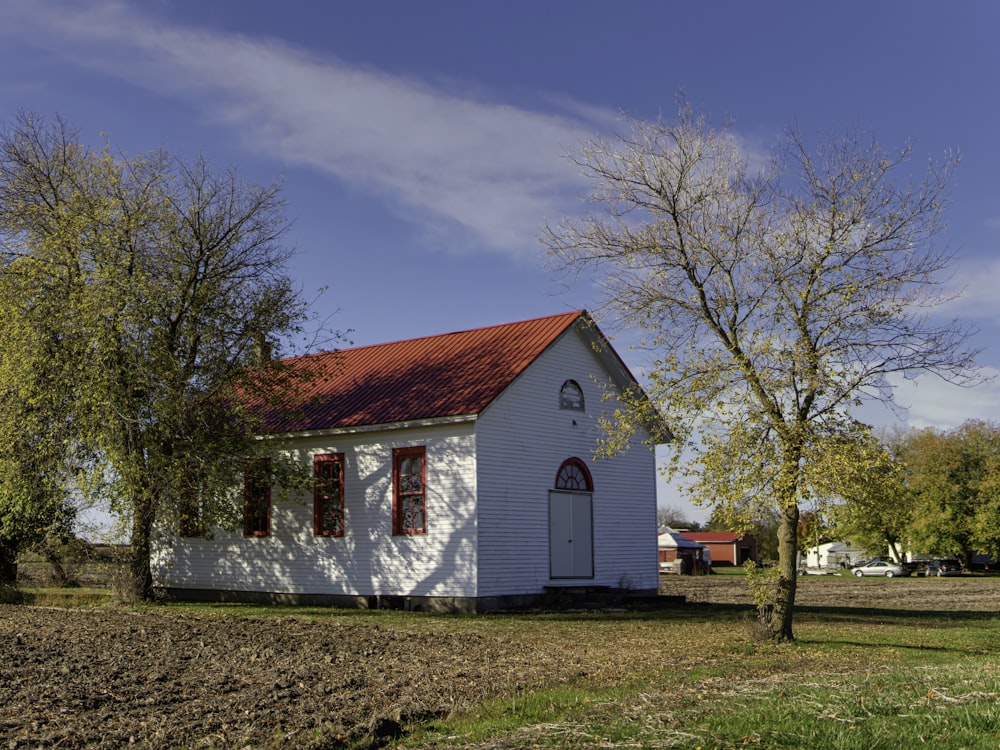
[554,457,593,492]
[559,380,585,411]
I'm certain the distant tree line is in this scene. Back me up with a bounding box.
[662,419,1000,568]
[809,420,1000,568]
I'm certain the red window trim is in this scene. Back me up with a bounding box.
[313,453,345,537]
[243,458,272,538]
[392,446,426,535]
[554,457,594,492]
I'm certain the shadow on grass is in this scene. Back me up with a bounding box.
[654,599,998,623]
[24,589,995,637]
[794,603,1000,622]
[525,599,991,617]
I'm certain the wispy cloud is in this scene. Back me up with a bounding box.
[859,368,1000,430]
[935,254,1000,329]
[1,0,605,257]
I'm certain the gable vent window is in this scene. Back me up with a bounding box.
[559,380,584,411]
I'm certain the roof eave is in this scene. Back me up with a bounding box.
[258,413,479,442]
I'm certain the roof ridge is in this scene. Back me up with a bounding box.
[309,309,586,359]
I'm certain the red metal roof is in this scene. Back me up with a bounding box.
[258,311,585,433]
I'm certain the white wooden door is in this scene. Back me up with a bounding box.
[549,490,593,578]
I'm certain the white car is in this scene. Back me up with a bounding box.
[850,560,909,578]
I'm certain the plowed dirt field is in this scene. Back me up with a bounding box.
[657,570,1000,611]
[3,574,998,748]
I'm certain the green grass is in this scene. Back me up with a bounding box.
[705,565,747,576]
[390,607,1000,749]
[136,599,1000,749]
[9,585,1000,748]
[14,586,113,607]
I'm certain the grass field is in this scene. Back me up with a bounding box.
[401,604,1000,749]
[5,575,1000,748]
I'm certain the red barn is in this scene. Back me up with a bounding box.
[678,532,758,566]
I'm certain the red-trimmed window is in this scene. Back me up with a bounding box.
[555,457,593,492]
[243,458,271,537]
[393,446,426,535]
[314,453,345,537]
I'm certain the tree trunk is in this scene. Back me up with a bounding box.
[129,500,155,601]
[887,539,903,565]
[0,539,18,586]
[773,494,800,642]
[40,537,69,586]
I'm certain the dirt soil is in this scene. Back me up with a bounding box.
[661,569,1000,611]
[3,575,999,749]
[0,606,578,749]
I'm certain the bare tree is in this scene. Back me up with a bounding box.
[657,505,698,530]
[544,101,977,641]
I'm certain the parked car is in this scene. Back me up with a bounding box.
[924,559,963,577]
[901,561,923,575]
[850,560,910,578]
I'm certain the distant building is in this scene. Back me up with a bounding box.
[657,529,707,574]
[677,531,757,566]
[804,541,867,570]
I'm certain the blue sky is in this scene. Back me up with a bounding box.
[2,0,1000,522]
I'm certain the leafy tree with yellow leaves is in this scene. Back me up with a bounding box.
[811,426,913,563]
[545,100,977,641]
[0,112,314,598]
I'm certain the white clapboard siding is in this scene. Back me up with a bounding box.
[154,315,661,604]
[474,325,659,597]
[153,422,479,598]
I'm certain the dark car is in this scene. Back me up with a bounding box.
[924,559,963,577]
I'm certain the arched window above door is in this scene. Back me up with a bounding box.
[554,457,593,492]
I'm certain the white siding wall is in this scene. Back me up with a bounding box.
[152,422,478,598]
[475,327,660,597]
